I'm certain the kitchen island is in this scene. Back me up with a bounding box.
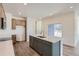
[29,35,61,56]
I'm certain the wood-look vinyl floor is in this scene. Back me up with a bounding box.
[63,44,79,56]
[13,41,39,56]
[13,41,79,56]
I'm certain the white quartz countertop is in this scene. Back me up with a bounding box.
[30,35,61,43]
[0,39,15,56]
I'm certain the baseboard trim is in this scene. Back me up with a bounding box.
[63,44,74,48]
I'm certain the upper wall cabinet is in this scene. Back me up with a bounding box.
[16,20,26,26]
[12,18,26,29]
[0,3,6,29]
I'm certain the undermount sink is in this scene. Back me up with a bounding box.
[0,38,10,41]
[37,36,46,38]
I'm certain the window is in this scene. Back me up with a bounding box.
[48,23,63,38]
[35,20,43,35]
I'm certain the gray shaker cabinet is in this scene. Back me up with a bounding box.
[29,36,61,56]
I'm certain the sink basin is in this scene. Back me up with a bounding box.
[37,36,46,38]
[0,38,10,41]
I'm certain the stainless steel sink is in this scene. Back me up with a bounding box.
[0,38,11,41]
[37,36,46,38]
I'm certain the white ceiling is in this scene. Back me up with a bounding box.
[2,3,79,19]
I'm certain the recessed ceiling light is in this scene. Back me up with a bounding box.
[70,6,73,8]
[49,13,53,16]
[39,17,42,19]
[24,3,27,5]
[19,12,21,15]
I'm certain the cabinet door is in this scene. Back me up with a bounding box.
[12,35,16,44]
[29,36,33,48]
[12,19,16,29]
[52,41,60,56]
[37,39,52,56]
[42,43,52,56]
[33,37,37,50]
[36,39,43,55]
[16,20,25,26]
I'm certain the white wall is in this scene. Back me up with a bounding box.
[74,10,79,46]
[42,11,75,47]
[27,17,37,41]
[0,13,12,38]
